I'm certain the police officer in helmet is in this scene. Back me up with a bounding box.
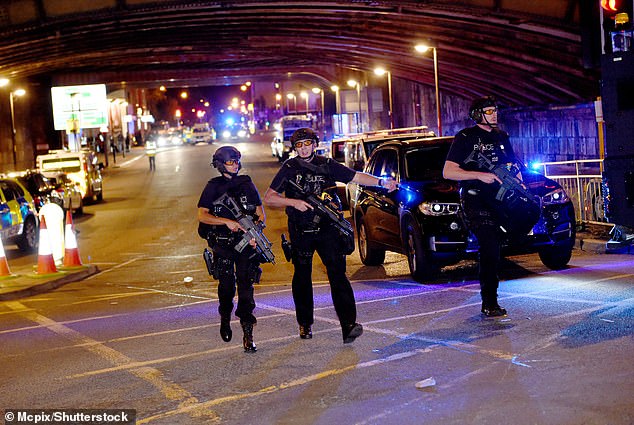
[197,146,266,352]
[264,128,397,343]
[443,96,525,318]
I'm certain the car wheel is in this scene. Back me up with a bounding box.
[538,244,573,270]
[404,220,435,283]
[358,219,385,266]
[16,216,38,252]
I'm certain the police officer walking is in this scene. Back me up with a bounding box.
[264,128,397,343]
[443,95,526,318]
[198,146,266,352]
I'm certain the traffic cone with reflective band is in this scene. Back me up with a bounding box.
[0,236,16,279]
[33,215,60,277]
[61,209,86,270]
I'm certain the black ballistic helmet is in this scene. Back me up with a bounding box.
[211,146,242,174]
[468,95,497,123]
[290,127,319,148]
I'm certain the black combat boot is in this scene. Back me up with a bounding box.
[342,323,363,344]
[242,322,257,353]
[220,317,232,342]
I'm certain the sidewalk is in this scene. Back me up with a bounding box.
[0,264,100,301]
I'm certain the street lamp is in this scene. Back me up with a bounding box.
[286,93,296,113]
[415,43,442,136]
[374,67,394,129]
[300,91,309,113]
[312,87,325,133]
[330,85,340,114]
[347,79,362,132]
[9,88,26,169]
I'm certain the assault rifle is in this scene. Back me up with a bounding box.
[212,193,275,264]
[287,179,354,240]
[465,150,540,206]
[465,150,541,235]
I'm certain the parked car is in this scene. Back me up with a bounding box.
[36,149,103,203]
[342,126,436,212]
[353,136,576,282]
[52,173,84,214]
[13,170,83,215]
[0,177,39,251]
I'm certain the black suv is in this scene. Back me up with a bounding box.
[353,136,576,282]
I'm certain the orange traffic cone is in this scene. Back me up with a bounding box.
[34,215,59,276]
[0,236,15,279]
[62,209,84,269]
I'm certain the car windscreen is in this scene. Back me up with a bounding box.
[41,157,82,173]
[404,145,450,181]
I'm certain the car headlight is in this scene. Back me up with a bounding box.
[237,130,247,138]
[542,188,568,205]
[222,130,231,138]
[418,202,460,216]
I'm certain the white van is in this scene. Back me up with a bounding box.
[36,150,103,202]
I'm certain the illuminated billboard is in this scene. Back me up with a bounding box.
[51,84,108,130]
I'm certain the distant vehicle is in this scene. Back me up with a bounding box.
[36,150,103,203]
[354,136,576,282]
[191,123,215,144]
[0,177,38,251]
[221,124,249,141]
[270,115,314,161]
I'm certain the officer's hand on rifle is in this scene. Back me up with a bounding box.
[225,219,244,233]
[478,172,502,185]
[291,198,314,212]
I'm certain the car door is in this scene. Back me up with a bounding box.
[361,147,402,249]
[0,180,20,237]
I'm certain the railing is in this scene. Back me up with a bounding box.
[533,159,606,224]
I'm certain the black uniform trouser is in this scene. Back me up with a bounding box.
[216,252,257,325]
[462,193,503,309]
[289,223,357,328]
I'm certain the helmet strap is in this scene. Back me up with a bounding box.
[479,114,497,128]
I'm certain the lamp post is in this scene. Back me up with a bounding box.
[9,88,26,169]
[414,43,442,136]
[374,67,394,129]
[286,93,296,113]
[300,91,309,113]
[347,79,362,133]
[330,85,340,114]
[312,87,325,133]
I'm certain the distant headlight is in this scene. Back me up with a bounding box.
[419,202,460,216]
[222,130,231,138]
[237,130,247,138]
[542,188,569,205]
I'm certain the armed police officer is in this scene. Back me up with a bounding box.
[263,128,397,343]
[443,95,528,318]
[198,146,267,352]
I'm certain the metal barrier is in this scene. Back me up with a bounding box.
[534,159,606,224]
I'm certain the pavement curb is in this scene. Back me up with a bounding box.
[0,264,100,301]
